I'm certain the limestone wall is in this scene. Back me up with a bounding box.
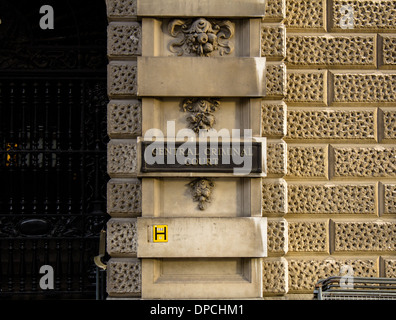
[280,0,396,299]
[105,0,396,299]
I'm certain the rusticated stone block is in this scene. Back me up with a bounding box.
[333,146,396,177]
[267,141,287,176]
[334,221,396,252]
[107,218,137,256]
[287,109,375,140]
[262,179,287,214]
[285,0,325,30]
[287,145,328,178]
[261,101,287,137]
[267,219,288,255]
[286,35,376,67]
[381,35,396,66]
[288,183,376,214]
[107,179,142,216]
[106,0,137,19]
[107,140,138,176]
[108,22,142,57]
[264,0,286,21]
[108,62,138,98]
[261,25,286,59]
[288,221,328,253]
[266,63,286,97]
[286,71,326,104]
[384,258,396,278]
[382,109,396,140]
[332,1,396,30]
[262,258,288,294]
[384,184,396,214]
[107,100,142,138]
[288,258,378,292]
[107,258,141,296]
[332,73,396,103]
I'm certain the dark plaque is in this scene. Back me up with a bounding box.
[141,141,263,173]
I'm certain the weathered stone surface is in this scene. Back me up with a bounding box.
[384,184,396,214]
[108,62,138,98]
[288,221,329,253]
[264,0,286,21]
[106,0,137,18]
[333,146,396,177]
[261,25,286,59]
[107,179,142,216]
[107,218,138,255]
[381,35,396,66]
[288,258,378,292]
[287,109,375,140]
[262,179,287,214]
[286,71,326,104]
[332,0,396,30]
[108,22,142,57]
[285,0,325,30]
[267,140,287,175]
[107,140,138,176]
[287,183,376,214]
[262,258,288,294]
[332,73,396,103]
[261,101,287,137]
[266,63,286,97]
[287,145,328,178]
[107,258,141,296]
[267,219,288,255]
[286,35,376,67]
[107,100,142,138]
[334,221,396,252]
[382,109,396,140]
[384,258,396,278]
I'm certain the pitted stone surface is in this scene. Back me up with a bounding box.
[288,184,376,214]
[332,73,396,103]
[288,258,377,292]
[288,221,328,252]
[107,259,141,295]
[108,22,142,57]
[107,179,142,215]
[286,35,376,66]
[286,71,326,104]
[333,146,396,177]
[262,258,288,294]
[261,102,287,137]
[267,219,288,255]
[108,100,142,138]
[287,109,375,140]
[262,180,287,214]
[334,221,396,252]
[107,219,138,255]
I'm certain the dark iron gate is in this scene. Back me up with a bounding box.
[0,0,109,299]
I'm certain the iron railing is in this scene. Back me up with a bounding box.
[314,277,396,300]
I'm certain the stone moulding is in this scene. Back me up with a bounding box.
[182,98,220,133]
[188,178,215,210]
[136,0,266,18]
[168,18,234,57]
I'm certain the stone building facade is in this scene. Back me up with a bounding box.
[105,0,396,299]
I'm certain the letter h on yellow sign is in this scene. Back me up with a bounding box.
[153,225,168,242]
